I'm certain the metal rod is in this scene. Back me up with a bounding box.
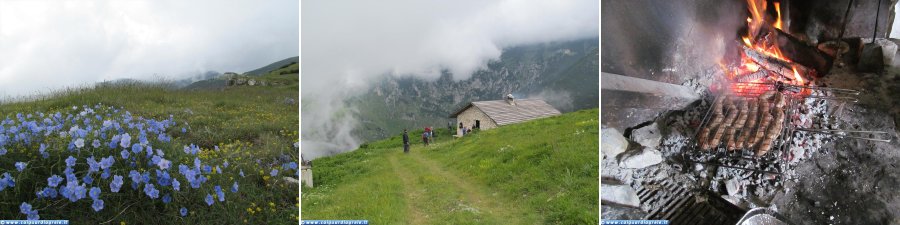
[803,95,858,103]
[839,0,855,40]
[873,0,882,43]
[795,128,892,142]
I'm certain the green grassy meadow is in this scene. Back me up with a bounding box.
[302,109,599,224]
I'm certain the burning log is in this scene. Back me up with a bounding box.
[741,45,801,81]
[726,99,749,150]
[709,98,738,150]
[734,70,769,82]
[699,95,727,150]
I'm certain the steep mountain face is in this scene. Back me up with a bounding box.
[350,38,598,141]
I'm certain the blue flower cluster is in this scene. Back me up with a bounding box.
[0,104,252,220]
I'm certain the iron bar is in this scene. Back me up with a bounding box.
[795,128,892,142]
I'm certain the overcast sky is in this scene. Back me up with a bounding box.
[301,0,599,158]
[0,0,299,98]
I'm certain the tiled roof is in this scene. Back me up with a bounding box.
[450,99,561,126]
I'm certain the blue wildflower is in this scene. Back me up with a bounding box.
[193,157,201,169]
[156,170,172,187]
[109,134,120,149]
[231,181,238,193]
[119,133,131,148]
[38,144,48,158]
[143,184,159,199]
[87,157,100,172]
[131,143,142,154]
[100,156,114,169]
[151,155,161,165]
[92,139,101,148]
[92,199,104,212]
[0,148,6,156]
[42,187,57,198]
[157,158,171,170]
[189,177,202,189]
[120,149,130,159]
[215,185,225,202]
[239,169,245,178]
[47,175,63,187]
[101,168,111,179]
[270,169,279,177]
[20,202,39,220]
[223,160,229,168]
[284,162,299,171]
[19,202,32,214]
[65,156,76,167]
[129,170,142,185]
[89,187,101,199]
[180,207,188,217]
[205,193,214,206]
[110,175,123,193]
[215,166,221,174]
[162,194,172,204]
[74,138,85,148]
[82,175,93,185]
[26,211,38,220]
[172,178,181,191]
[15,162,26,172]
[202,165,212,174]
[141,172,150,183]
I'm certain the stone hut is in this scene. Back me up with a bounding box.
[449,95,561,136]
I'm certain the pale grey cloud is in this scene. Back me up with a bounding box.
[0,0,298,98]
[301,0,598,158]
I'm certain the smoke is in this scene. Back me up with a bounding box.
[301,0,599,158]
[527,90,573,112]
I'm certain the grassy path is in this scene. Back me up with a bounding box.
[384,142,530,224]
[386,153,429,224]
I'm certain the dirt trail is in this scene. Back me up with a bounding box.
[385,142,530,224]
[387,153,429,224]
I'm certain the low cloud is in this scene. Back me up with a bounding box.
[301,0,599,158]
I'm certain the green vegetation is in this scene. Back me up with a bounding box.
[0,69,298,224]
[302,109,599,224]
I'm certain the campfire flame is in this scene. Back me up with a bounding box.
[724,0,810,97]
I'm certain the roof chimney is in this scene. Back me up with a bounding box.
[505,94,516,105]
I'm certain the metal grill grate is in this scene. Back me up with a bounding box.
[638,180,745,224]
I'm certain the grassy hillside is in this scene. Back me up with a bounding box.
[0,74,298,223]
[244,56,299,76]
[302,109,599,224]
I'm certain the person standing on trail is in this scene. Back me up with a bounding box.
[422,131,429,146]
[403,129,410,154]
